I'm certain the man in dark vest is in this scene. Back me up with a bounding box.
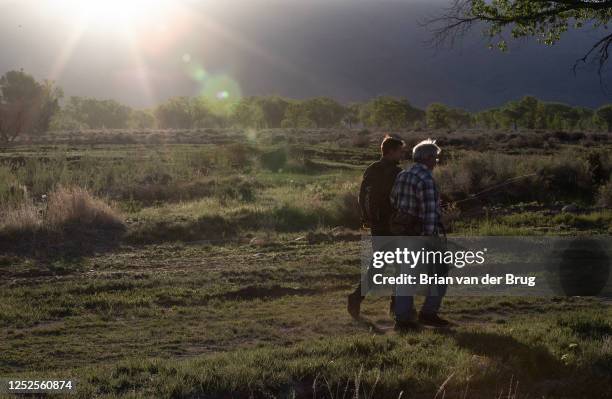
[347,135,404,319]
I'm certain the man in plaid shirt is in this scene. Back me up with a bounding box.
[390,139,450,329]
[390,161,441,236]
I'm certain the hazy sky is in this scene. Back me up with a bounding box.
[1,0,610,110]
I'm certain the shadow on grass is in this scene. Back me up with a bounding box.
[441,329,612,397]
[125,203,360,245]
[0,225,125,275]
[452,330,564,379]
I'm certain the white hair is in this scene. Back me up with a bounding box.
[412,139,441,162]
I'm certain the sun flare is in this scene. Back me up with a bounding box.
[51,0,169,29]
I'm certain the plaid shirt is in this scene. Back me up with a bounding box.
[390,162,441,235]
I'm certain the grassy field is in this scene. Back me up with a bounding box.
[1,128,611,398]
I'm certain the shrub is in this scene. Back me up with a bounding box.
[215,177,257,202]
[0,186,125,253]
[1,186,123,235]
[215,143,252,169]
[596,180,612,208]
[581,149,612,185]
[259,148,287,172]
[435,152,521,201]
[436,151,602,205]
[45,186,124,232]
[327,183,362,229]
[538,157,593,201]
[351,134,370,148]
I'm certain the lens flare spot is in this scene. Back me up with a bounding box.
[182,53,191,63]
[192,68,207,81]
[200,74,242,102]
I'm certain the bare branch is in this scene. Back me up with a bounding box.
[419,0,480,49]
[574,32,612,73]
[423,0,612,77]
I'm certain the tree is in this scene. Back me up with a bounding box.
[575,107,595,130]
[517,96,539,129]
[426,103,450,129]
[154,96,231,129]
[279,97,346,128]
[596,105,612,132]
[446,107,472,129]
[427,1,612,75]
[281,101,315,128]
[231,96,289,128]
[475,109,500,129]
[364,96,424,129]
[49,111,83,131]
[155,97,195,129]
[0,70,62,143]
[500,100,524,130]
[494,96,541,130]
[64,97,131,129]
[343,102,362,128]
[536,102,580,130]
[232,97,265,128]
[302,97,346,128]
[191,97,217,128]
[129,109,156,129]
[258,96,289,128]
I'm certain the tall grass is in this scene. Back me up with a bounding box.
[0,186,124,244]
[2,144,609,209]
[1,140,610,245]
[45,186,124,231]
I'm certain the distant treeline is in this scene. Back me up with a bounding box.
[2,69,612,144]
[52,94,612,132]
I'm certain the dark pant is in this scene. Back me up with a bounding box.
[350,224,392,300]
[395,238,448,320]
[394,282,447,320]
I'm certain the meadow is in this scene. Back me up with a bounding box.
[0,127,611,398]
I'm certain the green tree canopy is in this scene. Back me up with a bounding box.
[596,104,612,132]
[63,97,131,129]
[231,96,289,128]
[258,96,289,128]
[364,96,424,129]
[281,101,316,128]
[129,109,156,129]
[428,1,612,74]
[426,103,450,129]
[0,70,62,143]
[155,96,230,129]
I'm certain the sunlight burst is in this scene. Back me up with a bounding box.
[52,0,169,28]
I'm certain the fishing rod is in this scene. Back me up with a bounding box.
[437,172,538,249]
[442,172,538,208]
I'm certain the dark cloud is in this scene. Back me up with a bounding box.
[0,0,609,109]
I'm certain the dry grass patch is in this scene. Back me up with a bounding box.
[1,202,41,232]
[45,186,124,231]
[0,186,125,253]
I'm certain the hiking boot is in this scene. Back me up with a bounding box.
[418,311,450,327]
[347,292,362,319]
[394,319,420,332]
